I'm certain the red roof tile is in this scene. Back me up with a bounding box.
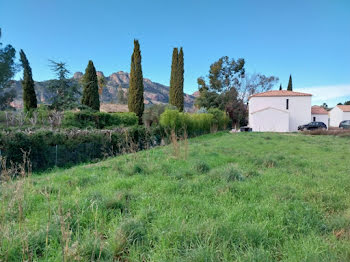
[249,90,312,99]
[311,106,328,115]
[337,105,350,112]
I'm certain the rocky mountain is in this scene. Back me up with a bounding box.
[10,71,196,109]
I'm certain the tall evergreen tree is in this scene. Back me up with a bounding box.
[169,48,178,107]
[128,40,144,123]
[0,28,18,110]
[279,84,282,90]
[19,49,37,111]
[287,74,293,91]
[169,47,184,111]
[175,47,184,111]
[81,60,100,110]
[48,60,80,110]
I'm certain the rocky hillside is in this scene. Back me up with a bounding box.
[10,71,196,109]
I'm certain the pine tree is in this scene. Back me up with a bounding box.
[287,75,293,91]
[19,49,37,111]
[81,60,100,110]
[169,47,184,111]
[128,40,144,123]
[279,84,282,90]
[169,48,178,107]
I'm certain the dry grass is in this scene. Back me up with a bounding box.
[302,128,350,137]
[100,104,129,113]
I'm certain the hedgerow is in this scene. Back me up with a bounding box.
[62,110,138,129]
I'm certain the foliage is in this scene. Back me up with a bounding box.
[287,74,293,91]
[19,49,37,111]
[47,60,81,110]
[62,110,138,129]
[128,40,144,124]
[81,60,100,111]
[117,85,127,104]
[0,28,18,109]
[169,47,184,111]
[279,84,282,90]
[207,108,230,129]
[0,125,162,171]
[195,56,278,127]
[142,104,172,127]
[97,74,105,95]
[159,109,228,136]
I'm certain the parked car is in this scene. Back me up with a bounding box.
[240,126,252,132]
[339,120,350,129]
[298,121,327,131]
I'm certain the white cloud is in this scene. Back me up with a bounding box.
[295,84,350,105]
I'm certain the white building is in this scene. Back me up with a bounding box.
[248,90,312,132]
[311,105,329,128]
[329,105,350,127]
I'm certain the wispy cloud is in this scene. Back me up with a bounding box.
[295,84,350,105]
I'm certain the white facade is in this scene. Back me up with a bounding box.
[311,114,329,128]
[330,106,350,127]
[248,92,312,132]
[250,107,289,132]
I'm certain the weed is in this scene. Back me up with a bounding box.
[222,164,245,182]
[195,161,210,174]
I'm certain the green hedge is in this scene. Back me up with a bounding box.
[0,110,229,173]
[62,111,138,129]
[159,109,229,136]
[0,126,165,172]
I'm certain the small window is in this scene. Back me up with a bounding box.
[286,99,289,110]
[313,117,316,121]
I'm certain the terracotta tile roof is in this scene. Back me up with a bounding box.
[249,90,312,99]
[311,105,328,115]
[337,105,350,112]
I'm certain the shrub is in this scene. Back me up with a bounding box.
[0,126,164,172]
[223,164,245,182]
[159,109,225,136]
[62,110,138,129]
[112,219,147,257]
[195,161,210,174]
[208,108,230,130]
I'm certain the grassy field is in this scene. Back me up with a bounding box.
[1,132,350,261]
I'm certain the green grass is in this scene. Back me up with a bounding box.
[1,132,350,261]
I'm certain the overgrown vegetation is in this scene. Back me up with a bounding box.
[1,133,350,260]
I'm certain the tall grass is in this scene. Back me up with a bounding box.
[1,132,350,260]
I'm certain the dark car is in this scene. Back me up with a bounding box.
[240,126,252,132]
[298,121,327,131]
[339,120,350,129]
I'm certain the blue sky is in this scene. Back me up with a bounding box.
[1,0,349,106]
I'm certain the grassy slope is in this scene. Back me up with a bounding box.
[1,132,350,261]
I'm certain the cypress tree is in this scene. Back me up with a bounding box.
[169,47,184,111]
[169,48,178,107]
[128,40,144,123]
[176,47,184,111]
[82,60,100,110]
[279,84,282,90]
[19,49,37,111]
[287,74,293,91]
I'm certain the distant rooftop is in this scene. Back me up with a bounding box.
[249,90,312,99]
[311,105,328,115]
[337,105,350,112]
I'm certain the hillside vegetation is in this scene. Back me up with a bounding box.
[1,132,350,261]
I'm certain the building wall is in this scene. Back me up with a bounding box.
[250,108,289,132]
[249,96,311,132]
[329,107,343,127]
[311,114,329,128]
[344,112,350,122]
